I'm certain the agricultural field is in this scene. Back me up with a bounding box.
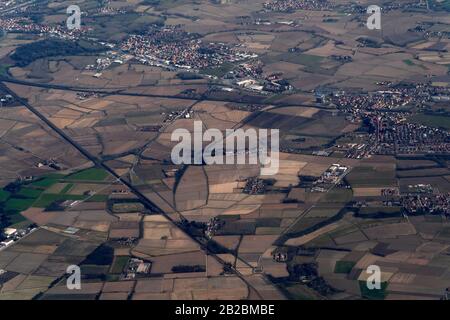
[0,0,449,302]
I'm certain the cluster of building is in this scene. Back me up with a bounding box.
[273,251,288,262]
[410,23,450,39]
[336,140,375,159]
[381,188,399,197]
[59,199,83,209]
[331,82,450,112]
[35,158,61,170]
[85,57,113,72]
[263,0,334,12]
[235,72,292,93]
[205,217,224,239]
[115,237,138,247]
[121,258,151,280]
[374,117,450,155]
[330,55,353,63]
[263,73,293,93]
[253,19,298,27]
[401,194,450,215]
[344,1,425,14]
[263,1,417,17]
[0,93,14,107]
[0,226,37,250]
[162,108,193,123]
[365,185,449,216]
[407,184,433,194]
[120,25,257,72]
[226,104,267,112]
[326,83,450,156]
[225,61,263,80]
[312,163,348,192]
[76,92,100,100]
[84,51,130,73]
[94,5,127,16]
[244,177,266,194]
[331,89,418,111]
[0,17,88,40]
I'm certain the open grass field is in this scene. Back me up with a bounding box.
[30,175,64,188]
[110,256,129,274]
[334,261,356,274]
[65,168,109,181]
[359,281,388,300]
[4,198,36,212]
[409,114,450,130]
[0,63,11,75]
[16,188,44,199]
[0,189,11,202]
[60,183,73,194]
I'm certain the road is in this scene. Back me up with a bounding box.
[0,76,330,109]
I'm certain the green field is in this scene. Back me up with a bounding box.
[409,114,450,130]
[30,175,63,188]
[66,168,109,181]
[60,183,73,194]
[1,182,46,227]
[0,170,110,215]
[359,281,388,300]
[403,59,414,66]
[16,188,44,199]
[4,198,36,212]
[110,256,130,274]
[334,261,356,274]
[0,64,11,76]
[0,189,11,202]
[4,211,27,225]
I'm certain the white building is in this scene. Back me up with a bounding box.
[2,228,16,237]
[0,239,14,247]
